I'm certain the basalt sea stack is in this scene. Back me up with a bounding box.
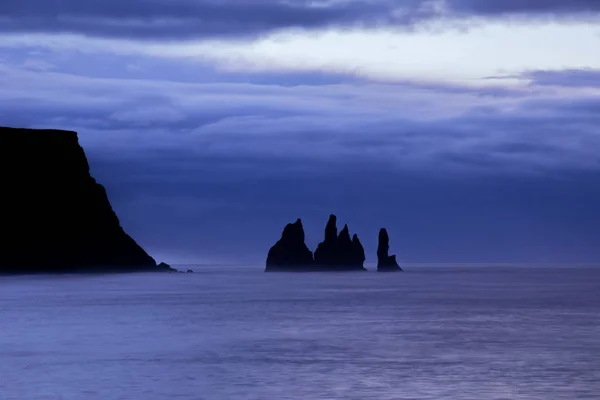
[265,214,366,271]
[265,219,314,271]
[377,228,402,272]
[0,127,173,274]
[313,215,366,270]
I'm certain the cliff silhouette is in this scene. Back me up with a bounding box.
[0,127,173,274]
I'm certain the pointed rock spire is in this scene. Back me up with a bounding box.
[324,214,338,242]
[352,234,366,266]
[338,224,351,243]
[377,228,402,271]
[314,215,366,270]
[265,218,314,271]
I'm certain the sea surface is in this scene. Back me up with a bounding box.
[1,265,599,400]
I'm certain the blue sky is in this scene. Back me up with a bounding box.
[1,0,600,264]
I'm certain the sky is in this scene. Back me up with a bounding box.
[1,0,600,265]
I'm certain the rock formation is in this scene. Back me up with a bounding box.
[0,127,173,274]
[313,214,366,270]
[377,228,402,272]
[265,214,366,271]
[352,234,366,266]
[265,219,314,271]
[158,262,174,270]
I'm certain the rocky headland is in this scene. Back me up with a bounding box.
[0,127,173,275]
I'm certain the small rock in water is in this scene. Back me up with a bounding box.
[186,269,194,273]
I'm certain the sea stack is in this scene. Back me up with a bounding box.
[377,228,402,272]
[265,219,314,271]
[265,214,366,271]
[313,214,366,270]
[0,127,173,274]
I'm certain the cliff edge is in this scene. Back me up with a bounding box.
[0,127,171,274]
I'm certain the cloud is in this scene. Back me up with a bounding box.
[1,61,599,176]
[448,0,600,16]
[177,22,600,86]
[524,68,600,88]
[21,58,55,71]
[3,19,599,88]
[1,0,600,42]
[0,0,428,40]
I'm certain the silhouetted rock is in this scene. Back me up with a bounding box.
[265,219,314,271]
[313,215,366,271]
[186,269,194,273]
[377,228,402,272]
[265,215,367,272]
[158,262,176,272]
[0,127,171,275]
[352,234,366,266]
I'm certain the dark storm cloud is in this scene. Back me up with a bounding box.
[1,0,599,40]
[0,0,420,39]
[449,0,600,15]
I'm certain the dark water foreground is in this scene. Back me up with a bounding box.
[1,265,599,399]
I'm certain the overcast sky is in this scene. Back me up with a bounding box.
[1,0,600,264]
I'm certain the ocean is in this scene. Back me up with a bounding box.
[1,265,599,399]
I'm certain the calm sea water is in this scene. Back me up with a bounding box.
[0,265,599,400]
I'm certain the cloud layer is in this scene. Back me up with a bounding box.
[0,0,413,39]
[1,0,600,40]
[2,56,599,175]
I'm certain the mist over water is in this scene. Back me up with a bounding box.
[1,265,599,399]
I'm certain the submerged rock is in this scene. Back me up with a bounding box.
[377,228,402,272]
[0,126,165,275]
[313,215,366,271]
[265,219,314,271]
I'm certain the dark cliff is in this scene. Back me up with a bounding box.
[0,127,171,274]
[377,228,402,272]
[265,219,314,271]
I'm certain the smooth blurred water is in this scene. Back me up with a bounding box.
[1,265,599,400]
